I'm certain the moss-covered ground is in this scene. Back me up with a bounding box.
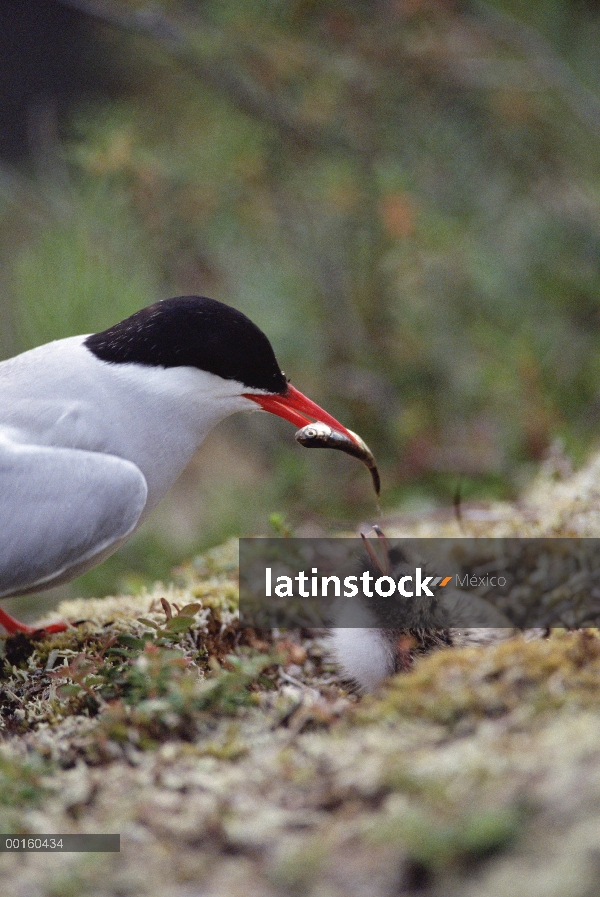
[3,450,600,895]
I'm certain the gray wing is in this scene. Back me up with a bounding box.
[0,437,148,598]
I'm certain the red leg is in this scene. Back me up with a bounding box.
[0,607,69,636]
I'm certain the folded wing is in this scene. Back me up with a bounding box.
[0,436,147,598]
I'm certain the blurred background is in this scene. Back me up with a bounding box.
[2,0,600,606]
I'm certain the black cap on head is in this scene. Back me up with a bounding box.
[85,296,288,394]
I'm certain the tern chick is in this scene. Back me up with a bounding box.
[330,531,513,691]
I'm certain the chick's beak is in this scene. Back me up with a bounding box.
[244,384,360,445]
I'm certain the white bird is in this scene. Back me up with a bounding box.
[0,295,361,635]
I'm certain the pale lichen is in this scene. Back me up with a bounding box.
[3,458,600,894]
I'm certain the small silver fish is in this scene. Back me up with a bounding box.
[295,422,381,496]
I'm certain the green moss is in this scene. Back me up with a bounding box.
[0,550,274,747]
[369,804,522,870]
[268,838,328,891]
[96,650,277,749]
[0,752,49,811]
[355,631,600,729]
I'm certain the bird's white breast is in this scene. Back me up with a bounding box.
[0,336,256,520]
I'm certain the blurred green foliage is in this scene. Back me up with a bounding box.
[3,0,600,597]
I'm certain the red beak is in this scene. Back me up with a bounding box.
[244,384,359,444]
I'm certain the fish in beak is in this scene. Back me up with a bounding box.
[244,385,380,495]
